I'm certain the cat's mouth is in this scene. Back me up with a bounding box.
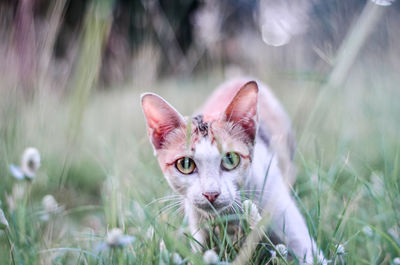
[193,202,233,215]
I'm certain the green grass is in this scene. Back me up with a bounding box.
[0,1,400,264]
[0,70,399,264]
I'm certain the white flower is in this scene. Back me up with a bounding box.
[275,244,288,259]
[203,250,219,264]
[0,209,9,230]
[172,252,183,264]
[388,226,399,241]
[362,226,373,237]
[9,165,24,180]
[317,254,331,265]
[242,200,261,229]
[42,195,59,213]
[335,244,345,255]
[268,250,279,264]
[393,257,400,264]
[106,228,135,248]
[20,147,41,179]
[41,194,64,221]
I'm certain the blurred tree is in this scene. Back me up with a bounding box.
[1,0,399,88]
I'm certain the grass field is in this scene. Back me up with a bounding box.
[1,1,400,265]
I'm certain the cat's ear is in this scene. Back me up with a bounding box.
[141,93,185,150]
[224,81,258,141]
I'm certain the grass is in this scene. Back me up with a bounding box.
[1,1,400,265]
[0,70,399,264]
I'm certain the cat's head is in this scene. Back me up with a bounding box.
[141,82,258,215]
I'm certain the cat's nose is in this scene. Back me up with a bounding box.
[202,192,220,203]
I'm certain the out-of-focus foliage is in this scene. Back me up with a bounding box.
[0,0,399,264]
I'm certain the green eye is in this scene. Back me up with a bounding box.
[221,152,240,170]
[175,157,196,174]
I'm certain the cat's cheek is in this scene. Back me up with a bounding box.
[166,175,188,195]
[165,168,192,195]
[234,161,250,187]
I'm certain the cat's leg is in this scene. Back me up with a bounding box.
[264,176,326,264]
[270,196,325,264]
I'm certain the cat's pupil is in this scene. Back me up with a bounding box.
[182,158,190,168]
[226,153,233,164]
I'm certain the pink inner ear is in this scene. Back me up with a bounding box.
[142,94,184,149]
[224,81,258,140]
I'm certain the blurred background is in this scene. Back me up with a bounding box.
[0,0,400,264]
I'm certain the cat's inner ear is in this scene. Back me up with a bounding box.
[224,81,259,141]
[141,93,185,150]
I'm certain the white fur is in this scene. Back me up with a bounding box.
[141,83,326,264]
[182,135,325,264]
[250,135,325,264]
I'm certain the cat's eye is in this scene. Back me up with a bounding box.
[221,152,240,170]
[175,157,196,174]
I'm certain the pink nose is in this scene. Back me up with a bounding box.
[202,192,220,203]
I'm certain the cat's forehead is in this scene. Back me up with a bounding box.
[193,137,220,161]
[191,114,209,137]
[158,113,251,162]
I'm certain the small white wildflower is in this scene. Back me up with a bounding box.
[9,164,24,180]
[275,244,288,259]
[393,257,400,264]
[362,226,373,237]
[317,254,331,265]
[106,228,135,248]
[20,147,41,179]
[335,244,345,255]
[172,252,183,264]
[0,209,9,230]
[42,195,59,213]
[242,200,261,229]
[388,226,399,240]
[107,228,123,246]
[41,194,63,221]
[269,250,279,265]
[203,250,219,264]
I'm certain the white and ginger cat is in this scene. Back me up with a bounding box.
[141,78,325,264]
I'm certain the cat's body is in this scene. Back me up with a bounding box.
[141,78,324,264]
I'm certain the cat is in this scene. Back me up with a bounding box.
[141,78,325,264]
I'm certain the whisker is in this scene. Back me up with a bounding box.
[146,194,183,207]
[158,201,182,216]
